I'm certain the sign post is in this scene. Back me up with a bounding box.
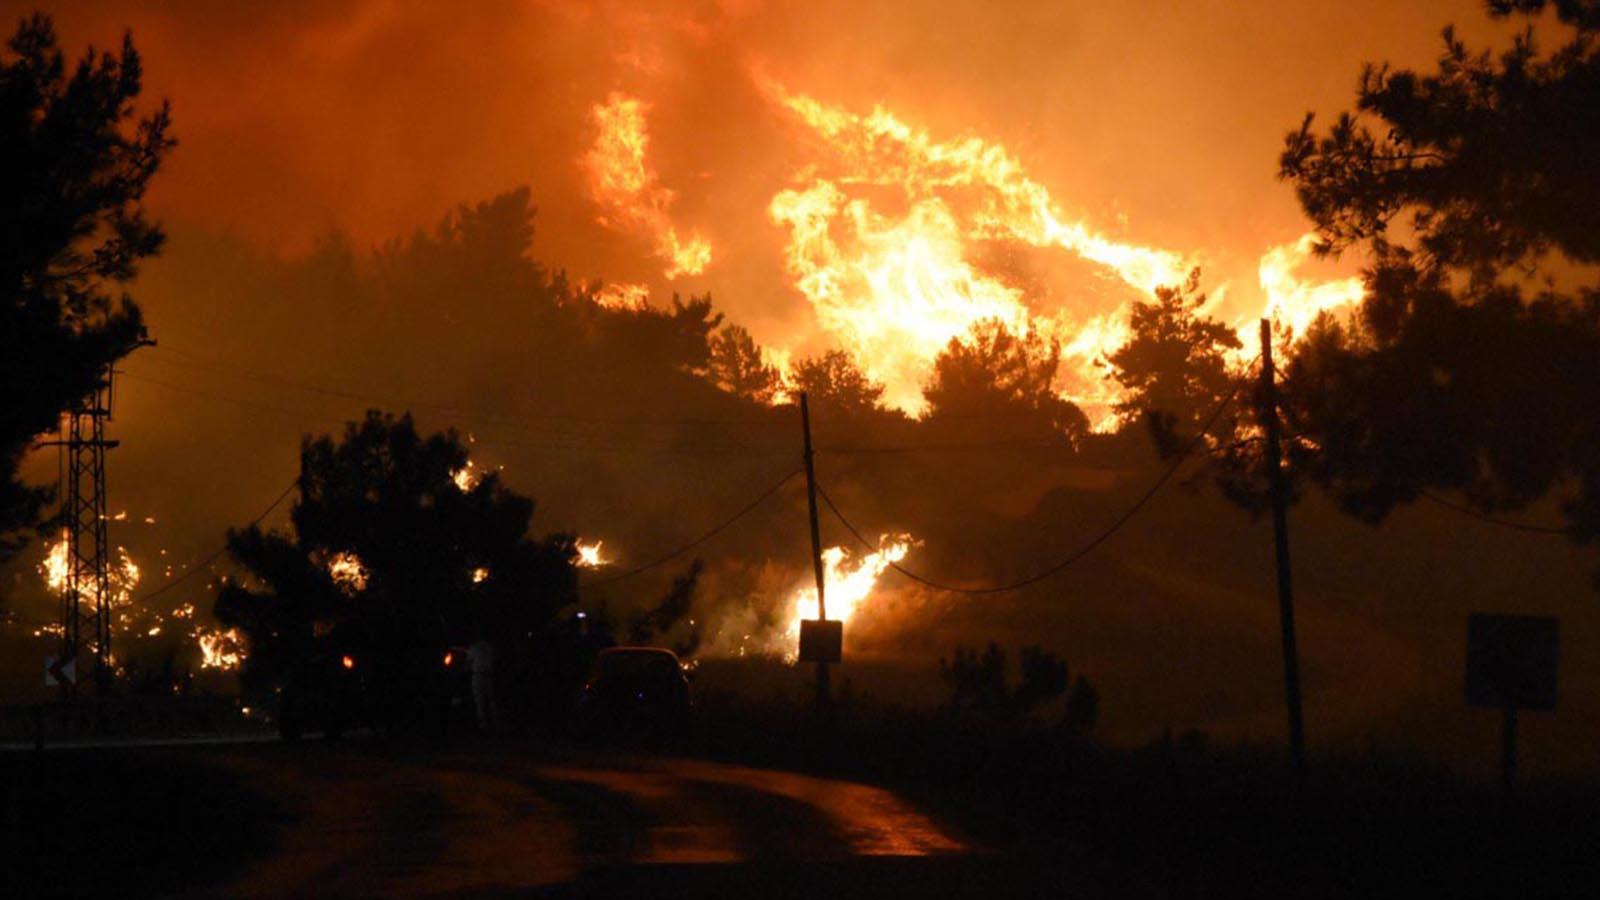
[45,653,76,689]
[1466,613,1558,791]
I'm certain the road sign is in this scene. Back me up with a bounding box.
[1466,614,1558,710]
[46,654,76,687]
[798,619,842,664]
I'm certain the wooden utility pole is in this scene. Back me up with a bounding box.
[1260,318,1306,773]
[799,392,831,704]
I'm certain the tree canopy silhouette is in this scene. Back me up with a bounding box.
[791,350,887,417]
[1106,268,1244,457]
[216,411,579,703]
[0,14,171,558]
[1278,0,1600,564]
[924,319,1089,444]
[707,324,781,404]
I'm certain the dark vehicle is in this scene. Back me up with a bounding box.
[576,647,693,744]
[277,649,366,741]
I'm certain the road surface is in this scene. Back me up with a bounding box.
[169,742,1043,899]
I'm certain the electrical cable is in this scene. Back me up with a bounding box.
[816,359,1259,595]
[581,467,804,588]
[121,370,800,456]
[131,478,299,605]
[1419,490,1569,535]
[148,343,788,428]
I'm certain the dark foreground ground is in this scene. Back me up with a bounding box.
[5,730,1600,899]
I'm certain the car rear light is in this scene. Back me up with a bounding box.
[341,655,355,670]
[443,651,454,667]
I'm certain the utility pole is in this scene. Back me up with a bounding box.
[1260,318,1306,773]
[799,392,831,704]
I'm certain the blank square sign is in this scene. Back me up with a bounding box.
[798,619,843,664]
[1466,614,1558,710]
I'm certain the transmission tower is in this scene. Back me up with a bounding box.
[44,350,148,698]
[54,366,117,697]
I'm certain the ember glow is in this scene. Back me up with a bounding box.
[326,551,369,595]
[38,533,143,618]
[452,461,482,492]
[584,92,711,280]
[198,626,245,670]
[575,540,609,569]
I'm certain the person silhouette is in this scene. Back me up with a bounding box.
[466,632,499,733]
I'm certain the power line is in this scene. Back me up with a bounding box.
[132,479,299,605]
[818,438,1080,454]
[816,362,1258,595]
[147,343,788,429]
[118,371,352,426]
[1420,490,1569,536]
[581,468,804,588]
[122,370,801,457]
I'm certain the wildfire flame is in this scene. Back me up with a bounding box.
[40,531,68,592]
[592,281,651,311]
[757,89,1367,421]
[39,532,142,614]
[788,534,912,634]
[575,539,609,568]
[198,626,245,670]
[767,89,1192,417]
[572,85,1368,422]
[326,551,369,594]
[584,92,711,279]
[1255,232,1365,338]
[452,461,481,492]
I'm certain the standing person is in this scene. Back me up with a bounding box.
[466,632,499,733]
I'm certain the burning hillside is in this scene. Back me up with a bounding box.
[583,85,1362,425]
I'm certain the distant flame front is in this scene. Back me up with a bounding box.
[575,84,1367,424]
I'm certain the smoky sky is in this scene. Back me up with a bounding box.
[13,0,1500,331]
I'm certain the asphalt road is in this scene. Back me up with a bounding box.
[166,742,1054,899]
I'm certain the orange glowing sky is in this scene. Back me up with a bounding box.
[16,0,1495,349]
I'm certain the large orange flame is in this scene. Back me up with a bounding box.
[584,92,712,279]
[765,88,1195,418]
[575,84,1368,424]
[788,534,912,634]
[1255,232,1365,338]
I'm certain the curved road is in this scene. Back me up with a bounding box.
[198,744,987,899]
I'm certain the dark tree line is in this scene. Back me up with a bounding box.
[0,14,171,560]
[216,412,580,718]
[1275,0,1600,568]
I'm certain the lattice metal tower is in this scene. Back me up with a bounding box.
[57,366,119,697]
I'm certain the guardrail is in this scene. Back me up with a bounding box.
[0,696,272,748]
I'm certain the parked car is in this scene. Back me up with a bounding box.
[575,646,693,744]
